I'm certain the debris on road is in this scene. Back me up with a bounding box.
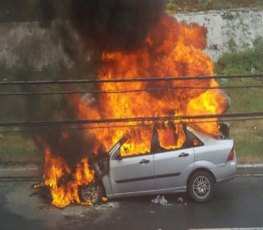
[176,197,188,206]
[177,197,184,203]
[160,196,168,206]
[151,195,171,206]
[151,195,161,204]
[30,182,52,203]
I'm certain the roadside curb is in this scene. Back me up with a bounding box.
[0,165,42,178]
[1,164,263,178]
[237,164,263,175]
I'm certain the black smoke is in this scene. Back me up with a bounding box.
[70,0,166,51]
[30,0,166,168]
[38,0,166,51]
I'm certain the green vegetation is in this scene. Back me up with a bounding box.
[215,39,263,113]
[0,132,41,163]
[215,40,263,163]
[0,66,95,164]
[215,39,263,75]
[166,0,263,13]
[231,122,263,164]
[0,65,95,122]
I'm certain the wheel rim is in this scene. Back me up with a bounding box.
[192,176,211,200]
[81,185,100,204]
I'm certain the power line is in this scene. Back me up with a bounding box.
[1,85,263,96]
[1,112,263,127]
[1,116,263,134]
[1,74,263,86]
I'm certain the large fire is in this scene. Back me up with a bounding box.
[43,146,95,208]
[42,15,228,208]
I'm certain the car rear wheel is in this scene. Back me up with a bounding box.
[79,183,104,205]
[187,170,215,203]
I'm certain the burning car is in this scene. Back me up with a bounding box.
[37,11,234,208]
[78,124,237,204]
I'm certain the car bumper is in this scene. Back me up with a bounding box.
[213,158,237,183]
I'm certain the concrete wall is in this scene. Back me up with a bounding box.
[0,21,71,70]
[0,9,262,70]
[175,9,263,61]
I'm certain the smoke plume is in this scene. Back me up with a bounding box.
[30,0,167,166]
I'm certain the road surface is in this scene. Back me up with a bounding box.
[0,176,262,230]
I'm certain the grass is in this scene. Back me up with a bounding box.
[215,40,263,163]
[228,122,263,163]
[0,133,42,163]
[166,0,263,13]
[229,120,263,163]
[225,79,263,113]
[215,39,263,75]
[0,66,96,164]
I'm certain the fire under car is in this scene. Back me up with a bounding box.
[79,124,237,204]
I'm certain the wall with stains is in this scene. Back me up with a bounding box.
[0,9,262,70]
[175,9,263,61]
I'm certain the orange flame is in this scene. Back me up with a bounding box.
[77,15,228,154]
[42,15,228,208]
[43,147,95,208]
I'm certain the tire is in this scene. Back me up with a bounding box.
[187,170,215,203]
[78,183,104,205]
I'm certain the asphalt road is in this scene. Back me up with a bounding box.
[0,176,263,230]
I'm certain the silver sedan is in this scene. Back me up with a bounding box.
[79,125,237,203]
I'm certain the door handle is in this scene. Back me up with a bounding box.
[179,152,189,158]
[139,159,150,164]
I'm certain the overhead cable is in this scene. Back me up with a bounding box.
[1,85,263,96]
[1,112,263,127]
[1,116,263,134]
[1,74,263,86]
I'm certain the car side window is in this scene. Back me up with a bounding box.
[152,126,203,153]
[120,138,152,158]
[111,126,204,158]
[117,127,153,158]
[118,139,151,159]
[183,129,203,148]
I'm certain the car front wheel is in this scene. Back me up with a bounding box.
[78,183,104,205]
[187,170,215,203]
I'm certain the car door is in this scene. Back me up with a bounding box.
[109,148,154,195]
[154,148,194,190]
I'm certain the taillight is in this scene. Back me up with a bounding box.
[227,147,235,162]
